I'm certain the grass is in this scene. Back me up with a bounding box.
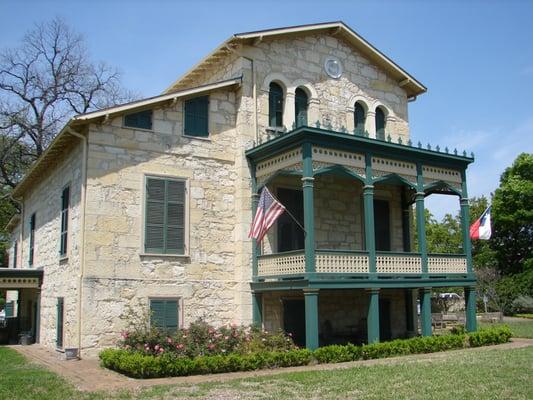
[1,344,532,399]
[480,318,533,339]
[514,313,533,319]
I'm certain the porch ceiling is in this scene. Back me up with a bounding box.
[0,268,43,289]
[245,126,474,169]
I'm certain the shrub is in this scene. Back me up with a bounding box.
[100,326,512,378]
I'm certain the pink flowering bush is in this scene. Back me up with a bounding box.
[119,319,297,358]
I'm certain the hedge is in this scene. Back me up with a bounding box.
[100,325,512,378]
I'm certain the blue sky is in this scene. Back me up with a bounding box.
[1,0,532,219]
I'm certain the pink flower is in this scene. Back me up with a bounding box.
[176,344,184,350]
[121,331,129,339]
[224,336,229,340]
[154,345,160,351]
[166,337,173,344]
[288,333,293,337]
[159,348,164,353]
[208,344,215,350]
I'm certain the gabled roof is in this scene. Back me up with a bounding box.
[11,77,242,199]
[165,21,426,97]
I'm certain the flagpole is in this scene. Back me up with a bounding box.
[269,191,307,235]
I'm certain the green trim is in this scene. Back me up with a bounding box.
[251,276,476,291]
[302,142,315,274]
[420,288,432,337]
[363,154,376,275]
[367,288,380,343]
[372,173,417,190]
[246,127,474,168]
[465,286,477,332]
[423,180,462,196]
[415,163,428,276]
[303,289,319,350]
[251,166,259,278]
[313,164,366,183]
[460,170,474,275]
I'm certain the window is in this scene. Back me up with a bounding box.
[29,213,36,266]
[375,108,386,140]
[354,102,366,134]
[150,298,179,333]
[294,88,308,128]
[268,82,284,127]
[184,96,209,137]
[12,241,17,268]
[145,177,186,254]
[60,186,70,256]
[124,109,153,130]
[56,297,64,348]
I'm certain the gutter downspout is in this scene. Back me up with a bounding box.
[67,128,88,358]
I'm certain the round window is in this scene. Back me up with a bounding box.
[324,57,343,79]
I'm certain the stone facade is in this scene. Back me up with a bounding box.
[6,27,422,356]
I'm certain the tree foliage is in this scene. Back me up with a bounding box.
[490,153,533,275]
[0,18,133,265]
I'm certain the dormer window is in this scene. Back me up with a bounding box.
[268,82,284,128]
[124,109,153,130]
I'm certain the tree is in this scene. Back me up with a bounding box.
[0,17,134,266]
[491,153,533,275]
[0,17,133,189]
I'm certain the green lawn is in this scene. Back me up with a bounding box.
[1,344,532,400]
[481,318,533,339]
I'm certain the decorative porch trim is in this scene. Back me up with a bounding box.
[372,156,417,185]
[255,148,302,179]
[428,256,467,274]
[422,165,462,191]
[312,146,365,178]
[316,251,369,273]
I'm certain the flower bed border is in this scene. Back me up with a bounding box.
[99,325,512,379]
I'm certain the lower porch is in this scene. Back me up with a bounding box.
[252,282,478,350]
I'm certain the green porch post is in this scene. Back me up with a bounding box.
[460,170,474,275]
[415,164,428,276]
[465,286,478,332]
[304,289,319,350]
[364,153,376,275]
[420,287,432,336]
[302,142,315,274]
[251,165,259,280]
[367,288,380,343]
[252,292,262,327]
[401,188,412,252]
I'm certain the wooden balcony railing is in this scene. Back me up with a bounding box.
[256,250,467,278]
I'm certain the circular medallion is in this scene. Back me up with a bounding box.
[324,57,343,79]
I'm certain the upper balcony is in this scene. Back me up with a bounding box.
[245,125,475,289]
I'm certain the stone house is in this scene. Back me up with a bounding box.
[1,21,477,357]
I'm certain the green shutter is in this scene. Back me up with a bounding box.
[5,301,14,318]
[56,297,64,348]
[29,213,35,266]
[150,299,178,333]
[60,186,69,256]
[184,96,209,137]
[376,108,386,140]
[124,110,153,130]
[295,88,308,128]
[145,177,185,254]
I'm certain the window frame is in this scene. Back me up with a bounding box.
[354,102,366,134]
[183,95,210,138]
[148,297,182,333]
[123,109,154,131]
[142,174,189,257]
[375,107,386,140]
[12,240,17,268]
[29,213,36,266]
[59,184,70,257]
[294,88,308,128]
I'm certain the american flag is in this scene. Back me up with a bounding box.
[248,187,286,243]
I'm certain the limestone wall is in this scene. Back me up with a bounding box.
[18,140,84,349]
[242,34,410,141]
[80,87,244,355]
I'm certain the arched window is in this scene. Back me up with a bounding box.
[354,102,366,134]
[269,82,284,128]
[294,88,308,128]
[375,107,386,140]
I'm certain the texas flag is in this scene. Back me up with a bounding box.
[470,206,492,240]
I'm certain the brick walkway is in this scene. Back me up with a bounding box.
[11,338,533,393]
